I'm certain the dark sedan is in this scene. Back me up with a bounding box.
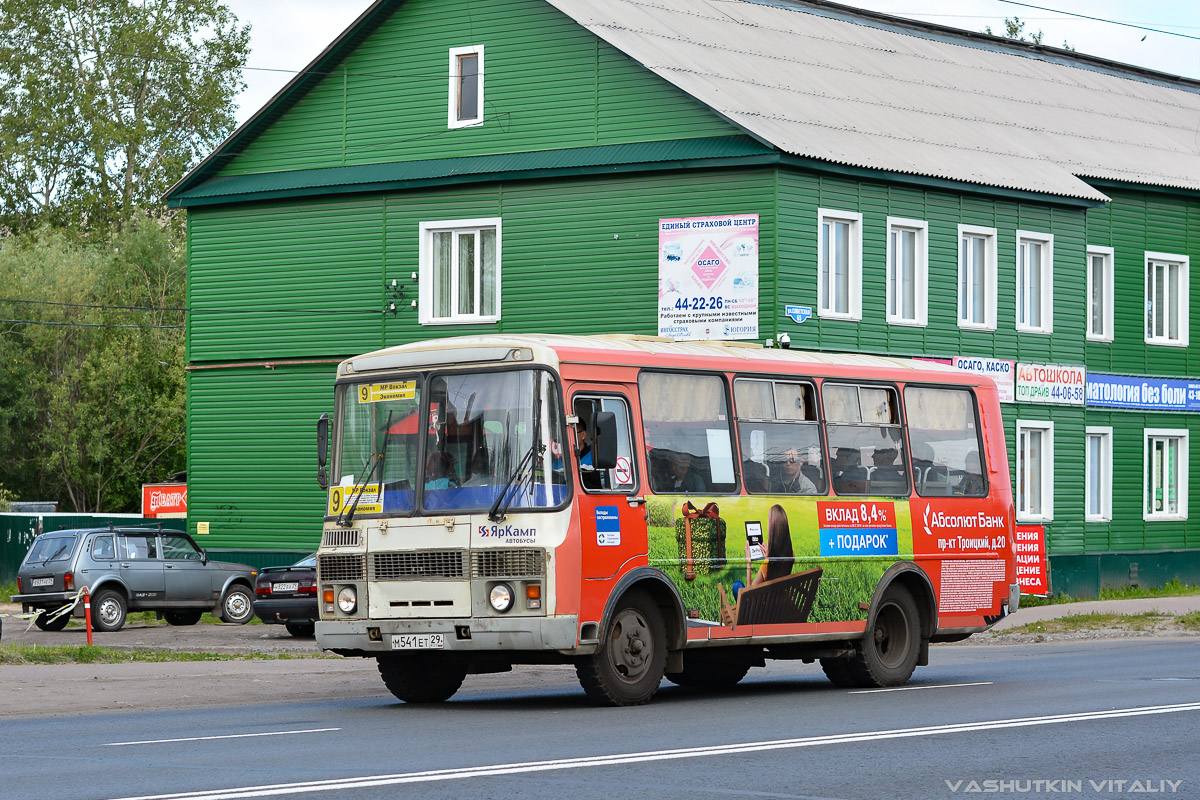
[253,554,317,637]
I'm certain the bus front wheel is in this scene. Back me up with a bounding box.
[377,653,467,703]
[843,584,922,688]
[576,591,667,706]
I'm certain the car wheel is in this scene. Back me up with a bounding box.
[575,591,667,706]
[34,611,71,632]
[92,590,127,632]
[164,610,203,626]
[285,621,315,637]
[219,585,254,624]
[377,653,468,703]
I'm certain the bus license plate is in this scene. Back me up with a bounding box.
[32,578,54,587]
[391,633,444,650]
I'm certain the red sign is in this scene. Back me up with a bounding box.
[1014,525,1048,595]
[142,483,187,518]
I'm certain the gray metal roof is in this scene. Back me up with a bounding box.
[546,0,1200,201]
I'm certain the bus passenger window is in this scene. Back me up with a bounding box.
[823,383,907,496]
[639,372,738,494]
[905,387,987,497]
[734,378,825,495]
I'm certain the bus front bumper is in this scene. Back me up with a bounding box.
[315,615,582,656]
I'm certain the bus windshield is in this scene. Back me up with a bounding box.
[334,369,568,516]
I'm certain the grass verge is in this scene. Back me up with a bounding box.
[0,644,328,665]
[1020,578,1200,607]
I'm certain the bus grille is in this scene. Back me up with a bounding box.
[318,553,366,582]
[471,549,546,578]
[321,528,361,548]
[372,550,467,580]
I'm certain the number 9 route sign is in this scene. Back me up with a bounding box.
[658,214,759,341]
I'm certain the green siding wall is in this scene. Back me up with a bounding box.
[186,364,333,550]
[1085,190,1200,375]
[220,0,737,177]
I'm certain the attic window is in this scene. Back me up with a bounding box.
[449,46,484,128]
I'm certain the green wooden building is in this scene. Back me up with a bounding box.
[166,0,1200,594]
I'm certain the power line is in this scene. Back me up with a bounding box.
[996,1,1200,42]
[0,318,183,330]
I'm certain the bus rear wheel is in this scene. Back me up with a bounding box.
[844,585,922,688]
[576,591,666,706]
[665,652,750,690]
[377,653,467,703]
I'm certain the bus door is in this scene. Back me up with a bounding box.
[570,391,646,580]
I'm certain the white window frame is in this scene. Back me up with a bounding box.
[957,224,998,331]
[418,217,502,325]
[885,217,928,327]
[1143,428,1189,521]
[1085,426,1112,522]
[1015,230,1054,334]
[817,209,862,321]
[1086,246,1114,343]
[448,45,484,129]
[1144,252,1189,347]
[1016,420,1054,522]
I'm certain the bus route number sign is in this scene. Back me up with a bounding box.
[358,381,416,403]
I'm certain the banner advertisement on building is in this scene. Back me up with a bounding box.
[952,356,1016,403]
[1086,373,1200,413]
[1014,524,1048,595]
[1015,362,1086,406]
[658,214,759,341]
[142,483,187,518]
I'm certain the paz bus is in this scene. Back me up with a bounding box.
[313,334,1018,706]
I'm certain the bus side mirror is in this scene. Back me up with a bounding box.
[593,411,618,470]
[317,413,330,489]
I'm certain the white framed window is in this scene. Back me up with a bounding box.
[1087,246,1114,342]
[448,45,484,129]
[418,218,501,324]
[1085,426,1112,522]
[1145,252,1189,347]
[1144,428,1188,521]
[886,217,928,327]
[1016,420,1054,522]
[818,209,862,321]
[957,224,997,330]
[1016,231,1053,333]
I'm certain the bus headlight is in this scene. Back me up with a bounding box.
[489,583,514,613]
[337,587,357,614]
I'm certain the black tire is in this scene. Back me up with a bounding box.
[576,591,667,706]
[285,621,315,638]
[164,610,203,626]
[664,652,750,690]
[219,585,254,624]
[92,589,127,632]
[34,611,71,632]
[377,653,467,703]
[819,656,857,688]
[845,585,922,688]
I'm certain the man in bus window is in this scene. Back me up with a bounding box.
[831,447,868,494]
[575,417,605,490]
[772,447,817,494]
[668,451,704,492]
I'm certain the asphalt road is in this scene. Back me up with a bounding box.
[3,637,1198,800]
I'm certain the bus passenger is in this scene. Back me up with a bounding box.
[831,447,868,494]
[668,451,705,492]
[772,447,817,494]
[424,450,457,490]
[461,448,493,486]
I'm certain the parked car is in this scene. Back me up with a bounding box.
[253,554,317,637]
[11,527,257,632]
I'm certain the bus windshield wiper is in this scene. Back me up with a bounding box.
[339,410,393,528]
[488,440,544,523]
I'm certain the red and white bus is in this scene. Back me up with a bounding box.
[314,335,1018,705]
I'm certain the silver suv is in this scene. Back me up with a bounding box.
[12,527,257,632]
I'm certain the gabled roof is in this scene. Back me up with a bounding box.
[547,0,1200,202]
[169,0,1200,205]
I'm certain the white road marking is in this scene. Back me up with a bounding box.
[108,702,1200,800]
[105,728,341,747]
[849,681,993,694]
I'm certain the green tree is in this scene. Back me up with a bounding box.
[0,220,185,511]
[985,16,1073,50]
[0,0,250,233]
